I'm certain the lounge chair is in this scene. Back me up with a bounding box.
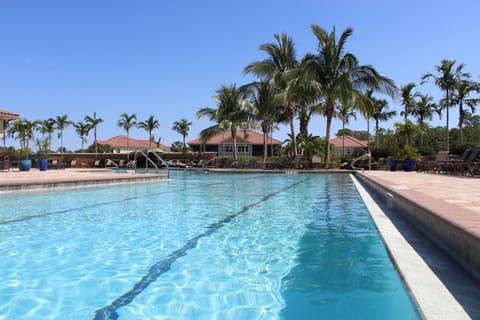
[461,146,480,176]
[195,158,216,168]
[311,154,322,169]
[264,156,291,169]
[442,148,473,175]
[430,151,450,173]
[51,159,59,169]
[246,159,257,169]
[105,159,118,168]
[290,155,304,168]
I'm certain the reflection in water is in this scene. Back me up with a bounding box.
[280,175,419,320]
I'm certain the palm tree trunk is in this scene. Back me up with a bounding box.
[446,90,450,152]
[367,115,371,171]
[94,128,98,159]
[288,102,297,156]
[459,102,464,145]
[60,129,64,164]
[263,131,267,166]
[325,113,333,167]
[231,128,238,161]
[127,131,130,161]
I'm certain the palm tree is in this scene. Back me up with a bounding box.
[371,98,396,148]
[411,94,437,127]
[74,121,91,151]
[244,33,300,156]
[302,25,396,166]
[10,118,38,156]
[197,84,251,161]
[288,71,323,144]
[117,113,137,156]
[55,115,71,163]
[84,112,103,158]
[35,119,56,154]
[452,79,480,144]
[138,115,160,148]
[421,59,469,151]
[172,118,192,157]
[242,81,279,164]
[400,83,418,123]
[42,118,56,149]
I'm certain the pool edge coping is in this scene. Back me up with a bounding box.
[351,174,470,320]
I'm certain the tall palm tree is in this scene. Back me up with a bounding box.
[411,94,437,127]
[400,83,418,123]
[452,79,480,144]
[302,25,396,166]
[288,71,322,145]
[74,121,91,151]
[197,84,251,161]
[117,113,137,156]
[421,59,469,151]
[172,118,192,156]
[243,81,279,164]
[371,98,396,148]
[55,115,71,163]
[411,94,437,146]
[138,115,160,148]
[42,118,56,149]
[84,112,103,158]
[244,33,300,156]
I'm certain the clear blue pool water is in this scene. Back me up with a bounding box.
[0,172,420,319]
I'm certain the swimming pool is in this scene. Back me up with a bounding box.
[0,172,419,319]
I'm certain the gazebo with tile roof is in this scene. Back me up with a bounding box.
[0,109,20,140]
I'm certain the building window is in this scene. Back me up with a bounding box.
[237,145,250,153]
[222,145,233,153]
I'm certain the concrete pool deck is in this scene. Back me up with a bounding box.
[0,168,168,191]
[1,168,479,319]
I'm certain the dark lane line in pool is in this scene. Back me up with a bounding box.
[0,182,223,226]
[93,177,311,320]
[0,192,170,226]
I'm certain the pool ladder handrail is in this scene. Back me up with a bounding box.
[105,158,119,168]
[133,149,159,171]
[132,149,170,178]
[146,149,170,178]
[350,153,370,170]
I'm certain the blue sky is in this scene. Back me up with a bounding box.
[1,0,479,151]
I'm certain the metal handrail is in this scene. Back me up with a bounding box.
[134,150,158,171]
[105,158,119,168]
[147,149,170,178]
[350,153,370,170]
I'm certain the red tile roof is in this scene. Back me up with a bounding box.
[330,135,368,148]
[0,109,20,120]
[97,135,170,151]
[188,130,282,145]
